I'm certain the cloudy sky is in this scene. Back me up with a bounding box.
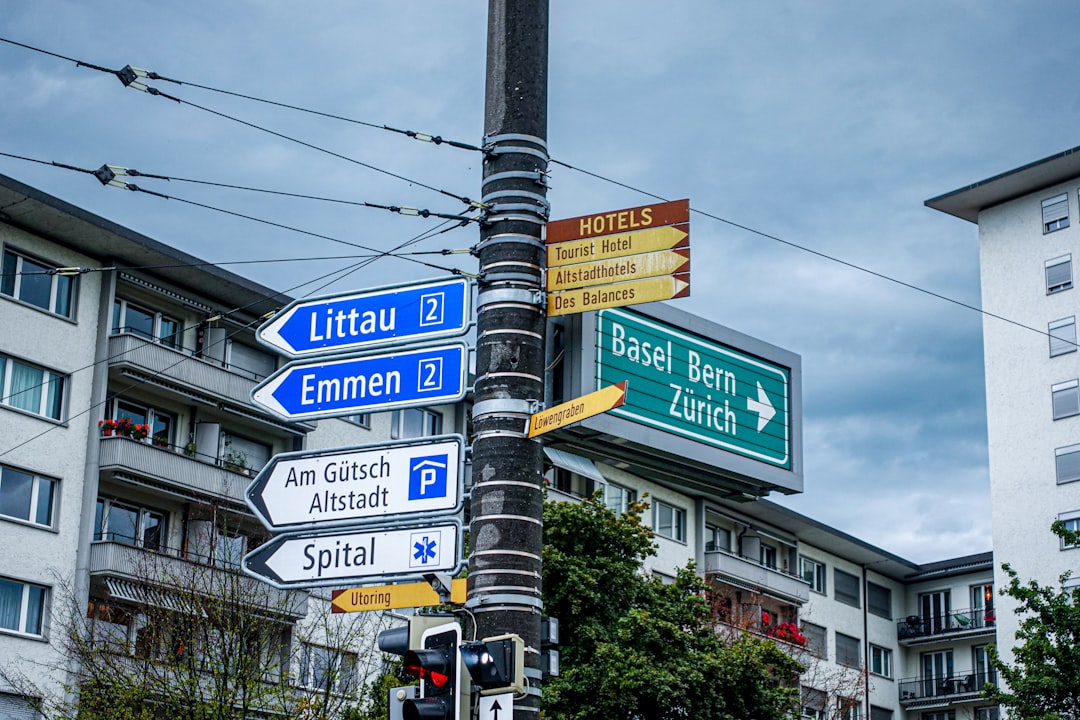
[4,1,1079,563]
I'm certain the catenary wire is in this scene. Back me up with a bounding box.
[550,157,1060,346]
[0,38,480,207]
[0,38,482,153]
[0,150,477,277]
[0,217,471,458]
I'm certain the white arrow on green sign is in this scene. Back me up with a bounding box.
[594,308,791,469]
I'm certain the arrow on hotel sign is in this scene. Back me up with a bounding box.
[547,223,689,268]
[546,199,690,245]
[546,248,690,292]
[527,381,628,438]
[547,273,690,318]
[330,578,467,613]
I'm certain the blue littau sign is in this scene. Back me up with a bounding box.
[251,342,468,422]
[257,277,472,358]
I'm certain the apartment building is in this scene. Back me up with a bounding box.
[0,173,461,717]
[927,146,1080,675]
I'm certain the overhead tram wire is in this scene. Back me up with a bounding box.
[0,151,477,278]
[0,217,467,460]
[549,156,1060,347]
[0,38,482,209]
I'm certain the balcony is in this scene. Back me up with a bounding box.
[89,539,308,620]
[109,332,263,404]
[704,549,810,604]
[99,435,250,505]
[899,671,997,706]
[897,607,996,644]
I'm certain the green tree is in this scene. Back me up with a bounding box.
[542,494,801,720]
[985,521,1080,719]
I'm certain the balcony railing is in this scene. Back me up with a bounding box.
[896,606,996,642]
[99,435,251,505]
[898,670,997,704]
[108,332,265,410]
[704,550,810,604]
[89,539,308,619]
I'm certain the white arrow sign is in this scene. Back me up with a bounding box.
[245,435,464,532]
[746,381,776,432]
[242,522,462,589]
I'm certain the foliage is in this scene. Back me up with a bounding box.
[344,659,411,720]
[0,507,386,720]
[541,493,801,720]
[985,521,1080,719]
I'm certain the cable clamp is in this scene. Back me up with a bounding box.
[482,170,548,188]
[483,133,548,150]
[484,146,550,163]
[481,190,549,209]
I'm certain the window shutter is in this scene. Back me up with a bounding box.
[1056,445,1080,484]
[1044,194,1069,223]
[1047,256,1073,293]
[0,693,39,720]
[1053,381,1080,420]
[1050,318,1077,357]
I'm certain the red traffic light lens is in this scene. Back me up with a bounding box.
[403,649,451,688]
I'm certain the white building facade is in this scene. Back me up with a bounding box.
[927,147,1080,680]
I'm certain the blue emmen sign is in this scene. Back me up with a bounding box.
[251,342,468,422]
[257,277,471,358]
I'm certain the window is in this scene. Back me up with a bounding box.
[760,544,777,569]
[867,581,892,619]
[835,632,861,668]
[870,644,892,677]
[1059,511,1080,548]
[347,413,371,428]
[1,248,76,318]
[1056,444,1080,484]
[0,692,41,720]
[188,520,247,568]
[0,577,47,637]
[94,498,166,551]
[1043,193,1070,233]
[1047,255,1073,294]
[111,399,175,446]
[705,524,731,552]
[835,569,860,608]
[0,465,55,527]
[112,298,180,348]
[837,697,860,720]
[801,687,826,720]
[1053,380,1080,420]
[0,354,64,420]
[870,707,893,720]
[392,408,442,439]
[800,557,826,593]
[222,432,272,473]
[653,500,685,542]
[802,622,827,659]
[300,644,357,694]
[922,713,955,720]
[604,483,636,514]
[1050,317,1077,357]
[975,707,1000,720]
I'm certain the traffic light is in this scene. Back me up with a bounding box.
[459,633,524,696]
[377,616,469,720]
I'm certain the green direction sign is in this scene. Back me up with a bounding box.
[595,308,791,469]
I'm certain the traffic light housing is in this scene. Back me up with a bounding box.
[459,633,525,696]
[377,616,469,720]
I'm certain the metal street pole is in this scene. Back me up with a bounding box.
[468,1,549,717]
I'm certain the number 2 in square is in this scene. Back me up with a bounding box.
[419,292,446,327]
[418,357,444,392]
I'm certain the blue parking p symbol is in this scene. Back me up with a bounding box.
[409,454,448,500]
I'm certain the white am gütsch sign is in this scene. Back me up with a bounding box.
[257,277,472,358]
[245,435,464,533]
